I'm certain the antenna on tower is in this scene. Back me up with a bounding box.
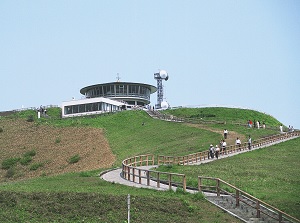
[116,73,121,82]
[154,70,169,109]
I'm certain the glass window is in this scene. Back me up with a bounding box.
[129,85,138,95]
[65,106,72,114]
[79,104,85,113]
[116,85,124,95]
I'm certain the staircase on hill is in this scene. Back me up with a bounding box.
[145,109,183,122]
[205,194,295,223]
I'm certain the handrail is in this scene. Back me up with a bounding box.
[121,154,187,191]
[198,176,300,223]
[157,131,300,165]
[121,131,300,222]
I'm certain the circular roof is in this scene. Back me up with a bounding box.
[80,82,157,95]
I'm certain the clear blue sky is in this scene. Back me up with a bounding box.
[1,1,299,128]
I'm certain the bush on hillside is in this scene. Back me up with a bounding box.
[20,156,33,166]
[5,167,15,178]
[23,150,36,157]
[29,163,44,171]
[68,154,80,164]
[1,158,20,170]
[27,115,34,122]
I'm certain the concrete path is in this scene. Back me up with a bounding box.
[100,135,299,191]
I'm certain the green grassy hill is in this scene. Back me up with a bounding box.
[0,107,299,222]
[162,107,282,127]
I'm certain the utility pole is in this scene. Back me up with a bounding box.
[127,194,130,223]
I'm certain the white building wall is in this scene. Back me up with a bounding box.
[61,97,125,118]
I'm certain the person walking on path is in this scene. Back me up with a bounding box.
[215,145,220,159]
[222,140,227,154]
[224,129,228,139]
[280,124,283,133]
[209,144,215,159]
[248,135,252,150]
[235,137,241,151]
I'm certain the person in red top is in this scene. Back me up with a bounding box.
[248,120,253,128]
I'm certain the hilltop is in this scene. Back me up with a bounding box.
[0,107,299,222]
[0,107,283,183]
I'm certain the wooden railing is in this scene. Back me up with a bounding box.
[157,131,300,165]
[121,132,300,222]
[122,154,187,191]
[198,176,300,223]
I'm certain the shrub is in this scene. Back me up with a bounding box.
[5,167,15,178]
[27,115,34,122]
[0,127,3,133]
[30,163,44,171]
[1,158,20,170]
[68,154,80,164]
[23,150,36,157]
[20,156,33,165]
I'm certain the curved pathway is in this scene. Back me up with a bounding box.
[100,134,298,189]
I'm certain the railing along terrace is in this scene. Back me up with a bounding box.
[157,131,300,166]
[121,154,187,191]
[198,176,300,223]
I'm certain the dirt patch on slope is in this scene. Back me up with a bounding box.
[0,119,115,182]
[185,123,246,145]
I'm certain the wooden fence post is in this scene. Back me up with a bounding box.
[138,169,141,184]
[132,168,135,182]
[183,175,186,192]
[216,179,220,197]
[127,166,130,181]
[146,171,150,186]
[198,177,202,192]
[236,190,240,207]
[279,212,282,223]
[256,200,261,218]
[168,174,172,190]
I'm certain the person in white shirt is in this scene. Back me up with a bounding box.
[235,137,241,151]
[248,135,252,150]
[222,140,227,154]
[223,129,228,139]
[280,124,283,133]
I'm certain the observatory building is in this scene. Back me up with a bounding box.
[61,81,157,118]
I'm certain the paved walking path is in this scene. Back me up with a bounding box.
[100,134,298,191]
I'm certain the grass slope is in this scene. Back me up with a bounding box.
[0,171,239,223]
[0,107,298,222]
[162,107,283,127]
[33,109,222,164]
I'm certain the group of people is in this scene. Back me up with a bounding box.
[208,135,252,160]
[208,139,227,159]
[36,105,47,117]
[248,120,265,129]
[279,124,295,133]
